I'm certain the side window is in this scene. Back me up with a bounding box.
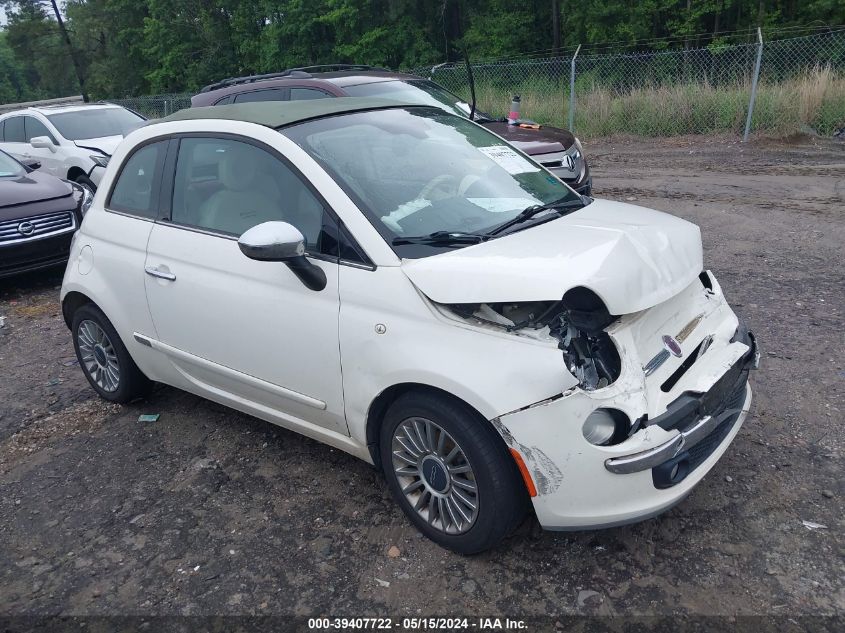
[0,120,5,142]
[290,88,331,101]
[24,117,57,144]
[214,95,234,105]
[233,89,287,103]
[170,137,326,250]
[108,141,166,218]
[4,117,25,143]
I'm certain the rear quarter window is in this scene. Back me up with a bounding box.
[233,88,287,103]
[108,141,168,219]
[290,88,331,101]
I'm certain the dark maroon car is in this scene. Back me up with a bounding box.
[191,65,591,195]
[0,149,90,278]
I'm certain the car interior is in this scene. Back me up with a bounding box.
[171,138,324,246]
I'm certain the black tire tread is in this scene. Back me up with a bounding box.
[71,304,152,404]
[379,390,528,554]
[74,173,96,192]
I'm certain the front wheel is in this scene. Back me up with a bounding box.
[71,304,151,403]
[380,392,529,554]
[74,174,96,194]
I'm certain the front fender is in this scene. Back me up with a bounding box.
[338,266,577,446]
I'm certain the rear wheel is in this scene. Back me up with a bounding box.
[71,304,151,403]
[380,391,528,554]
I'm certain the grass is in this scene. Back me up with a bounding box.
[465,66,845,139]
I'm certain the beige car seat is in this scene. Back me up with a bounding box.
[197,147,280,236]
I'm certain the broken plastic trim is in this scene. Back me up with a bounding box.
[660,337,710,392]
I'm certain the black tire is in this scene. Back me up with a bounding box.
[74,174,96,193]
[71,304,152,403]
[379,391,529,554]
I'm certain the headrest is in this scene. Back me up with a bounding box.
[218,147,257,191]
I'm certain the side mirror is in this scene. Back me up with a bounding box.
[238,221,327,291]
[30,136,56,152]
[21,158,41,171]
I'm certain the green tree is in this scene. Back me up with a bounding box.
[2,0,845,101]
[2,0,77,98]
[65,0,150,98]
[0,30,33,102]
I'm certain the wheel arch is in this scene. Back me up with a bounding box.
[61,290,94,329]
[66,165,87,182]
[365,382,495,470]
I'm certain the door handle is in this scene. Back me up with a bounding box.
[144,265,176,281]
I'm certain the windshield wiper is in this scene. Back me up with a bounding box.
[486,196,587,236]
[392,231,489,246]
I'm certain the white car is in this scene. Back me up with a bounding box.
[0,103,146,192]
[60,98,758,553]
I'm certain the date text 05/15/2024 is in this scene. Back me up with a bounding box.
[307,617,528,630]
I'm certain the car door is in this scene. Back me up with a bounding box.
[23,116,63,177]
[143,135,348,435]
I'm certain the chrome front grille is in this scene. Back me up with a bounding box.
[0,211,76,244]
[537,151,578,176]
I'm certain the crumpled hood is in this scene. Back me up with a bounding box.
[401,199,703,315]
[73,135,123,156]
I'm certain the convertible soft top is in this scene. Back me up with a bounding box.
[161,97,423,129]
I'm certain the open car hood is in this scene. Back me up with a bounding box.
[481,121,575,155]
[401,199,703,315]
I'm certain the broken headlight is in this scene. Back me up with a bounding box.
[441,288,621,392]
[549,288,621,391]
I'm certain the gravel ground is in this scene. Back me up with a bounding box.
[0,135,843,620]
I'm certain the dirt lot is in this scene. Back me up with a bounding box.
[1,135,843,621]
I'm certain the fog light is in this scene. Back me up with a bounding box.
[582,408,630,446]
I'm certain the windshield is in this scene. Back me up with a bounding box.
[342,80,476,119]
[0,150,25,177]
[282,107,580,257]
[47,108,145,141]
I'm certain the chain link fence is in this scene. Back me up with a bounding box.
[109,93,192,120]
[413,29,845,138]
[103,30,845,139]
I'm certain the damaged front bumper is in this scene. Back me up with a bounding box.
[605,328,758,481]
[493,273,758,530]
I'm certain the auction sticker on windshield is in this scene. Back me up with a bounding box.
[477,145,540,175]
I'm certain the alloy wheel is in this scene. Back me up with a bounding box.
[77,319,121,392]
[391,416,479,534]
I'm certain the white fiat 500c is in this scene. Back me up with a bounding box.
[61,98,758,553]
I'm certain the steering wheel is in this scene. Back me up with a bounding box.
[417,174,458,201]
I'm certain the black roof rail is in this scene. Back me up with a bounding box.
[289,64,389,73]
[199,69,314,93]
[199,64,389,93]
